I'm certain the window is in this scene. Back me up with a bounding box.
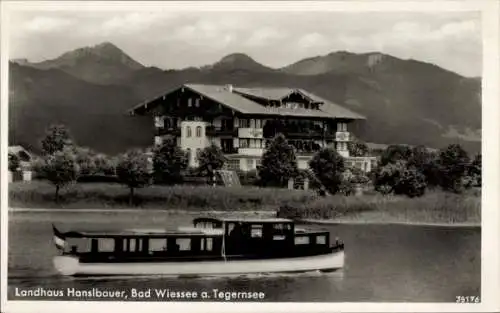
[226,159,240,171]
[240,139,249,148]
[188,98,192,107]
[196,126,202,137]
[316,235,326,245]
[201,238,213,251]
[186,148,192,161]
[246,159,253,170]
[251,225,263,238]
[98,239,114,252]
[273,235,286,240]
[176,238,191,251]
[239,119,250,128]
[250,119,255,128]
[154,116,164,128]
[337,122,347,132]
[255,119,262,128]
[195,98,200,107]
[149,239,167,252]
[295,236,310,245]
[186,126,192,137]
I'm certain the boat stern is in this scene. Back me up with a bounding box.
[53,255,79,276]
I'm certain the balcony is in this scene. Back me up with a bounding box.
[335,131,350,142]
[221,147,239,154]
[238,128,264,138]
[206,126,238,137]
[157,127,181,137]
[286,131,324,139]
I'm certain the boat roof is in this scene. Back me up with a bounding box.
[194,217,293,224]
[61,228,223,239]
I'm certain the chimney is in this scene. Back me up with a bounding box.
[225,84,233,93]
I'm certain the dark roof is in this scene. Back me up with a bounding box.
[129,83,365,120]
[62,228,222,238]
[195,217,293,223]
[233,87,297,101]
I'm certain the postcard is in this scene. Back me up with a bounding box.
[1,1,499,312]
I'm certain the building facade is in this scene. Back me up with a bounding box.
[130,84,376,173]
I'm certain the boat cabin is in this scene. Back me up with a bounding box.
[55,218,337,262]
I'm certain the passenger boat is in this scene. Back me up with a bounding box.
[52,217,344,276]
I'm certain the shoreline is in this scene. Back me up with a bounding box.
[298,218,480,228]
[9,207,480,227]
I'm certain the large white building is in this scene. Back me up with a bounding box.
[129,83,376,172]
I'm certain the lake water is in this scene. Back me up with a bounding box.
[7,210,480,302]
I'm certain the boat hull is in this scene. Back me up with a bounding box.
[53,251,344,277]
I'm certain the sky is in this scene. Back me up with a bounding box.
[8,9,482,77]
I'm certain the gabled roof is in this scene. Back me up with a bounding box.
[129,83,365,120]
[186,84,266,114]
[233,87,300,101]
[8,145,32,160]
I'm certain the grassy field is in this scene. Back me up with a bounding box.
[278,191,481,225]
[8,180,481,225]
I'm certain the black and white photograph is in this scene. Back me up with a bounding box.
[1,1,499,312]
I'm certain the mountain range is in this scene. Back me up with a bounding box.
[9,42,481,155]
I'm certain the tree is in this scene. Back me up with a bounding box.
[152,139,188,184]
[198,144,227,186]
[392,165,427,198]
[40,124,74,155]
[468,153,481,187]
[437,144,471,193]
[116,149,153,205]
[74,147,97,176]
[379,145,413,166]
[8,153,20,172]
[348,136,369,157]
[94,153,116,175]
[40,148,79,202]
[309,148,345,194]
[408,146,440,187]
[258,134,298,187]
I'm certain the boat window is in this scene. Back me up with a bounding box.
[316,235,326,245]
[273,223,284,230]
[176,238,191,251]
[98,238,114,252]
[250,225,263,238]
[295,236,310,245]
[204,238,213,251]
[149,239,167,252]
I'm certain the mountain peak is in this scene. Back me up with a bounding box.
[211,53,273,72]
[53,42,144,70]
[218,53,256,64]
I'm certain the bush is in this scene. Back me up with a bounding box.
[392,166,427,198]
[76,175,119,183]
[238,170,260,186]
[373,161,426,197]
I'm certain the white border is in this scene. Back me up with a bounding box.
[1,1,499,313]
